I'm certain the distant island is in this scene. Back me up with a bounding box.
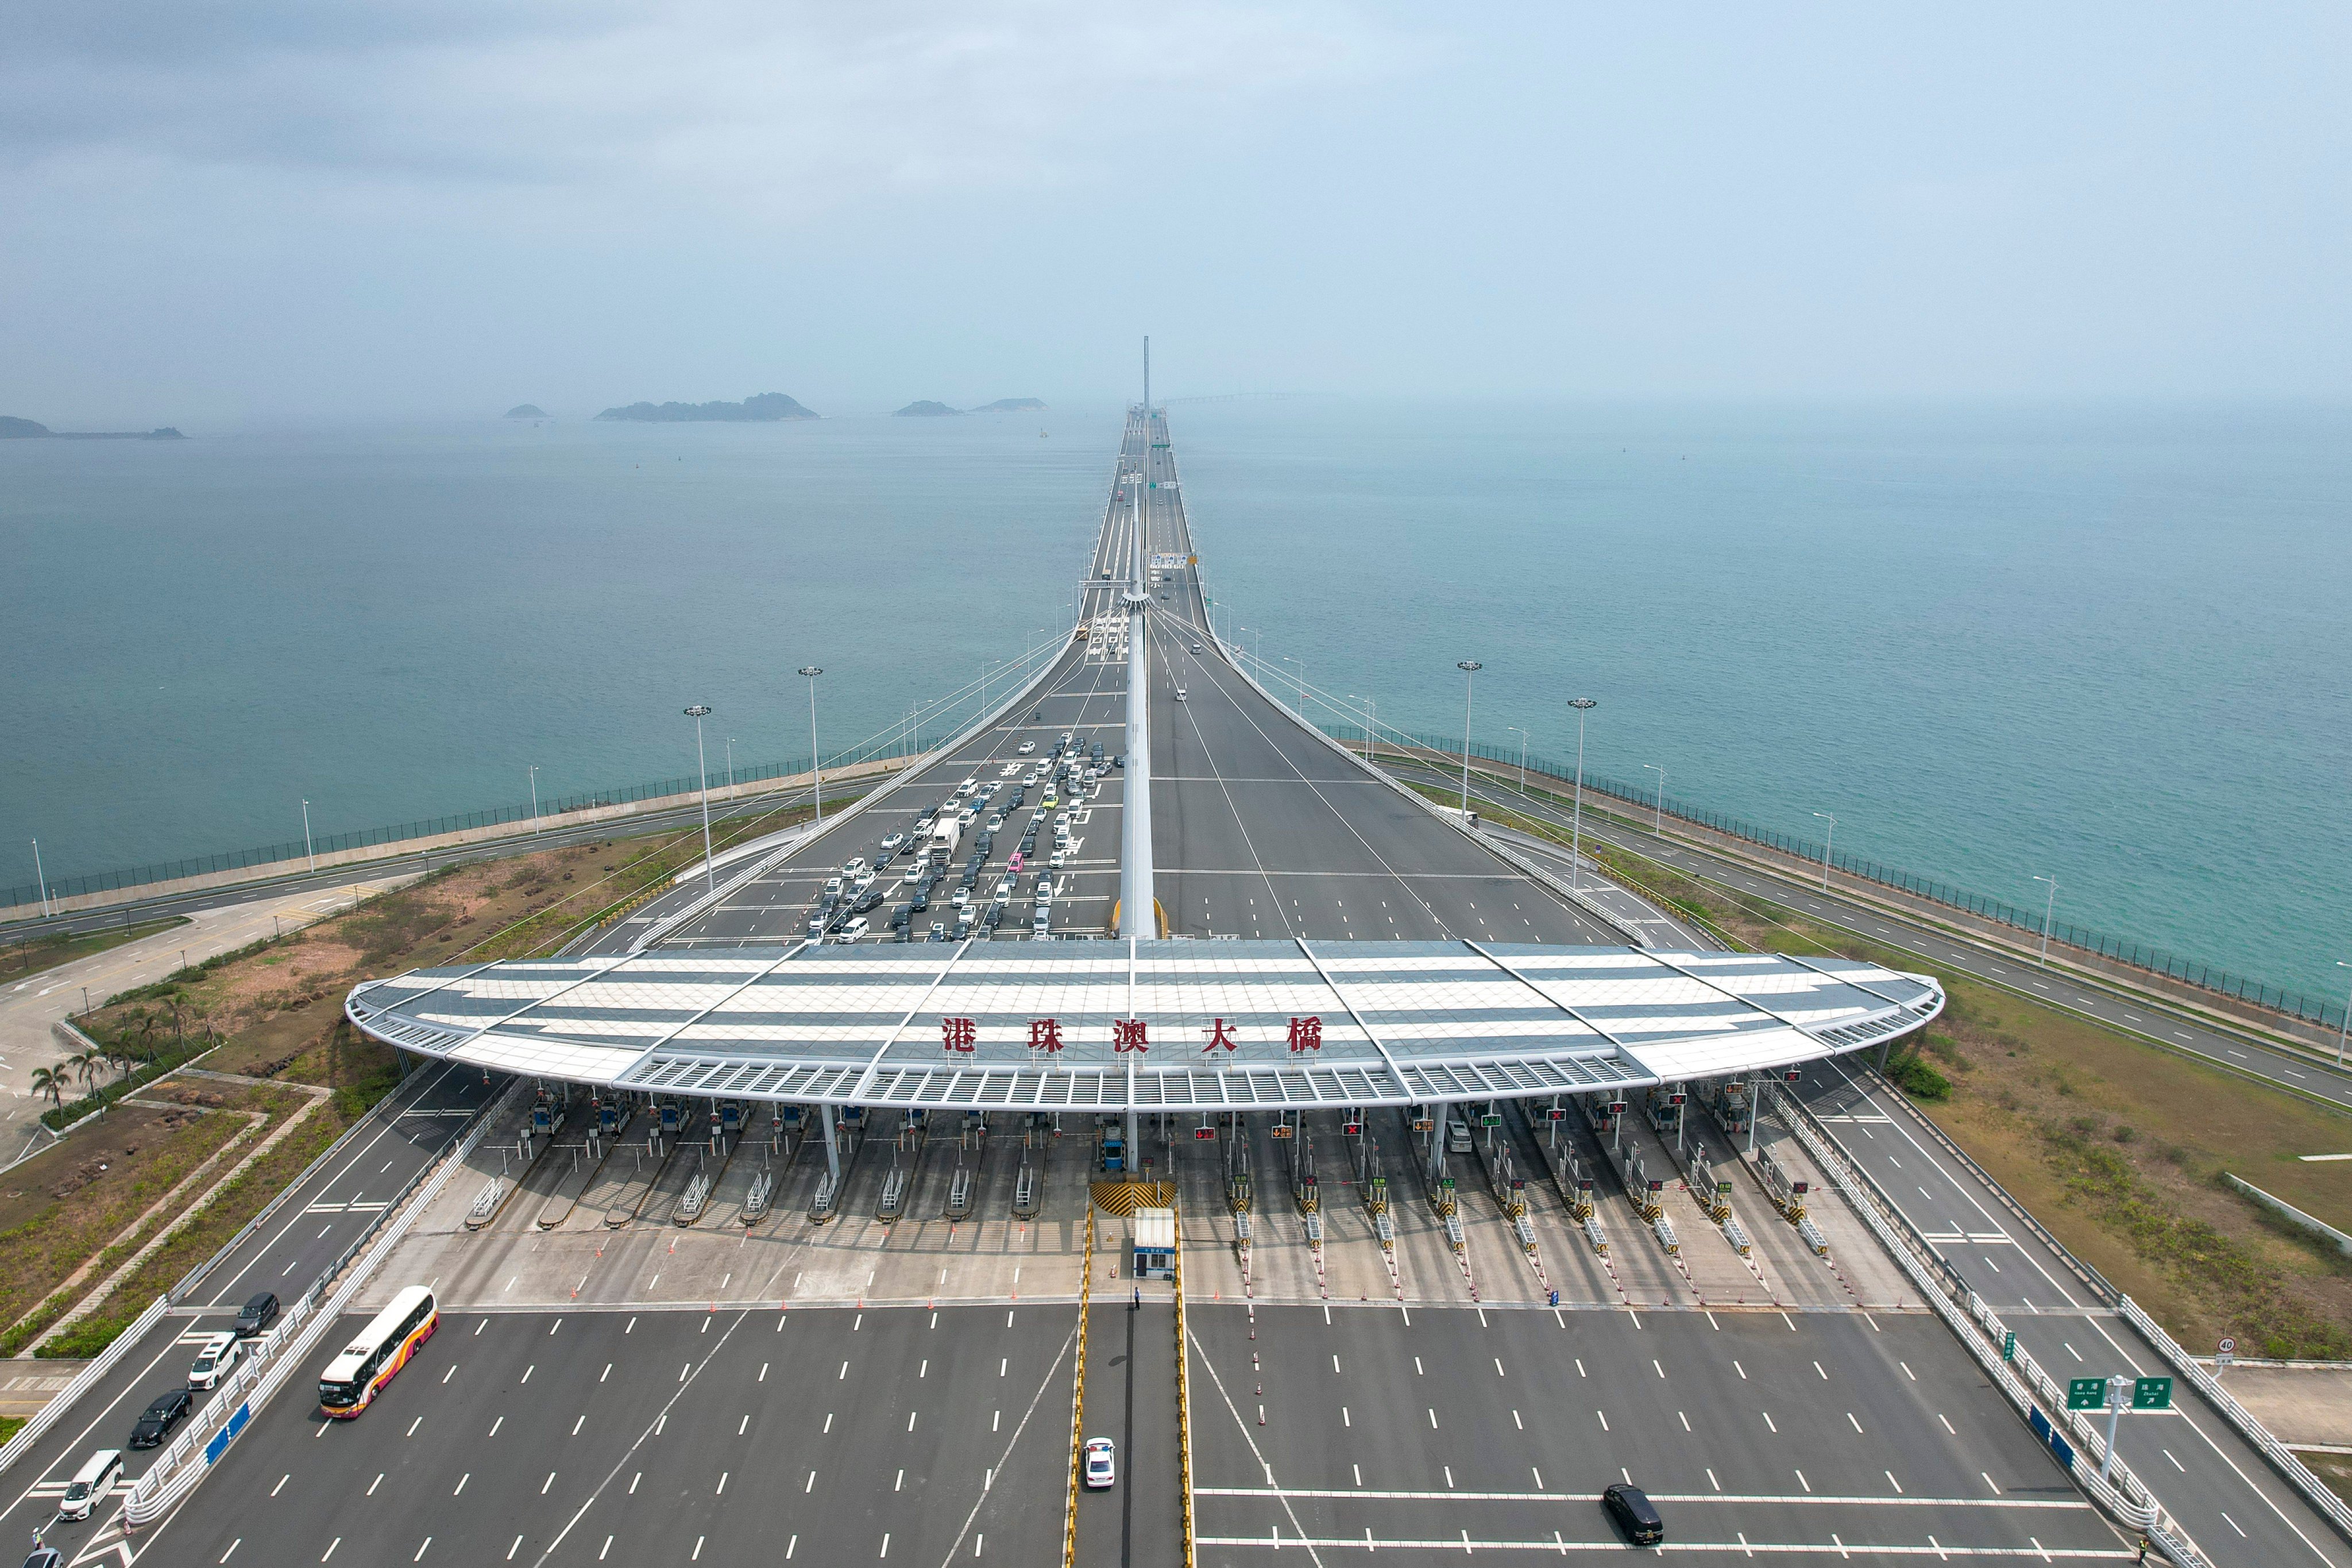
[505,404,548,419]
[894,398,1046,417]
[596,392,818,423]
[1,416,184,440]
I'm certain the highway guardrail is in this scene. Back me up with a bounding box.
[0,1293,169,1478]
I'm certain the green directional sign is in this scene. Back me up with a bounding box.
[2131,1376,2173,1410]
[2002,1331,2017,1364]
[1481,1113,1503,1127]
[2067,1377,2108,1411]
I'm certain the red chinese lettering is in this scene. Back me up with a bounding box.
[1287,1015,1323,1053]
[1113,1018,1149,1053]
[1202,1017,1238,1053]
[1027,1017,1064,1053]
[941,1016,978,1054]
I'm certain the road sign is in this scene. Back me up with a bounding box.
[1341,1122,1361,1136]
[2131,1377,2173,1410]
[1546,1107,1566,1121]
[2067,1377,2108,1411]
[2216,1337,2236,1369]
[1193,1127,1215,1141]
[1716,1181,1733,1196]
[1480,1113,1503,1127]
[2002,1331,2017,1363]
[1269,1125,1292,1140]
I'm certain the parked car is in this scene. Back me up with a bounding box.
[128,1389,194,1449]
[187,1331,241,1390]
[233,1292,279,1337]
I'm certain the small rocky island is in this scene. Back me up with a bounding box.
[894,398,1046,416]
[596,392,818,423]
[970,398,1046,413]
[505,404,549,419]
[2,416,185,440]
[894,400,959,417]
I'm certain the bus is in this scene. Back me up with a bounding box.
[318,1285,437,1418]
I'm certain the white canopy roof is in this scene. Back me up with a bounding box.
[345,938,1940,1113]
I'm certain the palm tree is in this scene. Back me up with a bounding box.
[74,1047,105,1102]
[29,1066,64,1114]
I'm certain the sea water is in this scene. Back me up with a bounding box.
[3,400,2345,1001]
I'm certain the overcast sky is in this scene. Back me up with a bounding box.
[5,2,2347,424]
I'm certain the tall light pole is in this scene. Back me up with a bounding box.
[798,667,825,827]
[1813,812,1836,890]
[1456,661,1482,813]
[1567,699,1596,891]
[1280,656,1304,717]
[30,839,51,920]
[1642,765,1664,836]
[725,738,737,798]
[683,706,716,894]
[1349,694,1376,763]
[2033,874,2059,967]
[529,766,542,834]
[2335,961,2351,1069]
[1506,727,1530,794]
[302,800,316,871]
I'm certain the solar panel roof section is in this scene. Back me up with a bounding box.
[342,940,1944,1109]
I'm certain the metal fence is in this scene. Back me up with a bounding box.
[1327,720,2346,1036]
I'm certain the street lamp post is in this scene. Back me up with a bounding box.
[725,738,737,799]
[683,706,716,895]
[1456,662,1482,813]
[302,800,316,871]
[1813,812,1837,891]
[1506,727,1530,794]
[2033,875,2059,967]
[1349,694,1376,763]
[798,667,825,828]
[1642,765,1665,836]
[2335,961,2351,1069]
[1280,657,1304,718]
[529,765,542,834]
[29,839,51,920]
[1566,699,1596,891]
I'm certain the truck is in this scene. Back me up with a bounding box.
[928,816,961,866]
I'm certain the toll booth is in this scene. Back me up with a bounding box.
[1130,1207,1176,1280]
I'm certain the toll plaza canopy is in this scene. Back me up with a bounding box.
[346,939,1941,1114]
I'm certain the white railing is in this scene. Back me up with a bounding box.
[122,1079,520,1530]
[0,1294,171,1477]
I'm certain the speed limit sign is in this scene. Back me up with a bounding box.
[2217,1337,2237,1369]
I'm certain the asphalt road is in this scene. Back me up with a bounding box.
[1190,1301,2131,1562]
[0,1059,495,1566]
[133,1304,1079,1568]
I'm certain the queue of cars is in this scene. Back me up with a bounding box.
[805,729,1104,944]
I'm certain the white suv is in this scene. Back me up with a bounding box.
[188,1331,241,1390]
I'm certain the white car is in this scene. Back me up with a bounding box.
[851,872,876,894]
[822,876,844,898]
[879,833,905,853]
[188,1331,241,1390]
[949,887,971,909]
[1049,848,1068,869]
[1191,643,1204,654]
[1018,740,1037,755]
[956,778,978,798]
[1083,1436,1115,1490]
[986,814,1005,834]
[1175,688,1187,702]
[836,916,870,943]
[1034,876,1055,902]
[901,863,924,885]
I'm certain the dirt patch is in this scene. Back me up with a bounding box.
[1449,800,2352,1360]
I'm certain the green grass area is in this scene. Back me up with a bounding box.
[0,916,188,986]
[0,1416,22,1446]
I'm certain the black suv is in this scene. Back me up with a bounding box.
[1601,1484,1664,1545]
[234,1292,279,1337]
[129,1388,194,1449]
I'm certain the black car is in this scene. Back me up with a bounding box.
[1601,1484,1664,1545]
[889,905,910,929]
[234,1292,279,1337]
[984,905,1005,930]
[852,889,884,914]
[129,1388,194,1449]
[910,890,930,912]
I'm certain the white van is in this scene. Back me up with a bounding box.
[60,1449,122,1521]
[955,778,979,798]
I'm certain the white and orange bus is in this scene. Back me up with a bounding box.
[318,1286,437,1418]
